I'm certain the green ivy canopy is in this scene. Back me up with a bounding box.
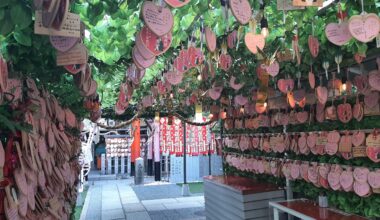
[0,0,379,119]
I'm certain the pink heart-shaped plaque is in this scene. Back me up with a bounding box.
[139,26,172,57]
[263,61,279,77]
[132,46,155,69]
[142,2,174,37]
[325,22,352,46]
[364,92,379,108]
[164,0,190,8]
[230,76,244,91]
[229,0,252,25]
[157,80,166,95]
[234,95,248,106]
[308,35,319,58]
[368,171,380,189]
[309,71,315,89]
[64,64,86,74]
[316,86,328,104]
[142,95,154,107]
[277,79,294,94]
[205,27,216,52]
[368,70,380,91]
[348,13,380,43]
[164,71,183,85]
[50,35,79,52]
[245,33,265,54]
[219,54,232,71]
[209,86,223,100]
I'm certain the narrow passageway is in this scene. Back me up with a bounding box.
[81,177,205,220]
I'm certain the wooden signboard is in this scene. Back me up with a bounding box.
[34,11,81,38]
[56,43,88,66]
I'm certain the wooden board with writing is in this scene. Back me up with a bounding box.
[35,11,81,38]
[56,43,88,66]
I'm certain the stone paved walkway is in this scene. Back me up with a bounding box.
[80,178,205,220]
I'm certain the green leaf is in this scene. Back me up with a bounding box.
[0,9,4,20]
[13,29,31,46]
[10,4,32,29]
[0,11,14,36]
[0,0,10,8]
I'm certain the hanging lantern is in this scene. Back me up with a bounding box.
[195,103,203,122]
[219,109,227,120]
[154,112,160,122]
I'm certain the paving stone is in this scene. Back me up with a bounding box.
[101,208,125,220]
[143,203,167,211]
[123,203,146,212]
[149,214,169,220]
[141,198,177,205]
[164,202,203,210]
[126,211,151,220]
[102,199,123,211]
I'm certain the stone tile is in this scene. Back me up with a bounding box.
[141,198,177,205]
[144,203,167,211]
[175,196,204,203]
[149,214,169,220]
[101,208,125,220]
[102,200,123,211]
[126,211,151,220]
[123,203,146,212]
[164,202,203,210]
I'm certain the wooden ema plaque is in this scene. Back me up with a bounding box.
[56,43,88,66]
[34,11,81,38]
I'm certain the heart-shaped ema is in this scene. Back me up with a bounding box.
[115,101,126,115]
[245,33,265,54]
[255,102,266,114]
[0,57,8,93]
[234,95,248,106]
[138,26,172,58]
[348,13,380,43]
[308,35,319,58]
[227,30,238,49]
[132,46,155,69]
[164,71,183,85]
[296,111,308,123]
[173,52,188,74]
[325,22,353,46]
[369,69,380,91]
[219,54,232,71]
[316,86,328,104]
[230,76,244,91]
[364,92,379,108]
[141,2,174,37]
[352,131,365,147]
[229,0,252,25]
[337,103,352,123]
[277,79,294,94]
[188,47,204,67]
[142,95,154,107]
[263,61,279,77]
[208,86,223,100]
[309,71,315,89]
[164,0,190,8]
[205,27,216,52]
[354,75,370,95]
[368,171,380,189]
[64,64,86,74]
[50,35,79,52]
